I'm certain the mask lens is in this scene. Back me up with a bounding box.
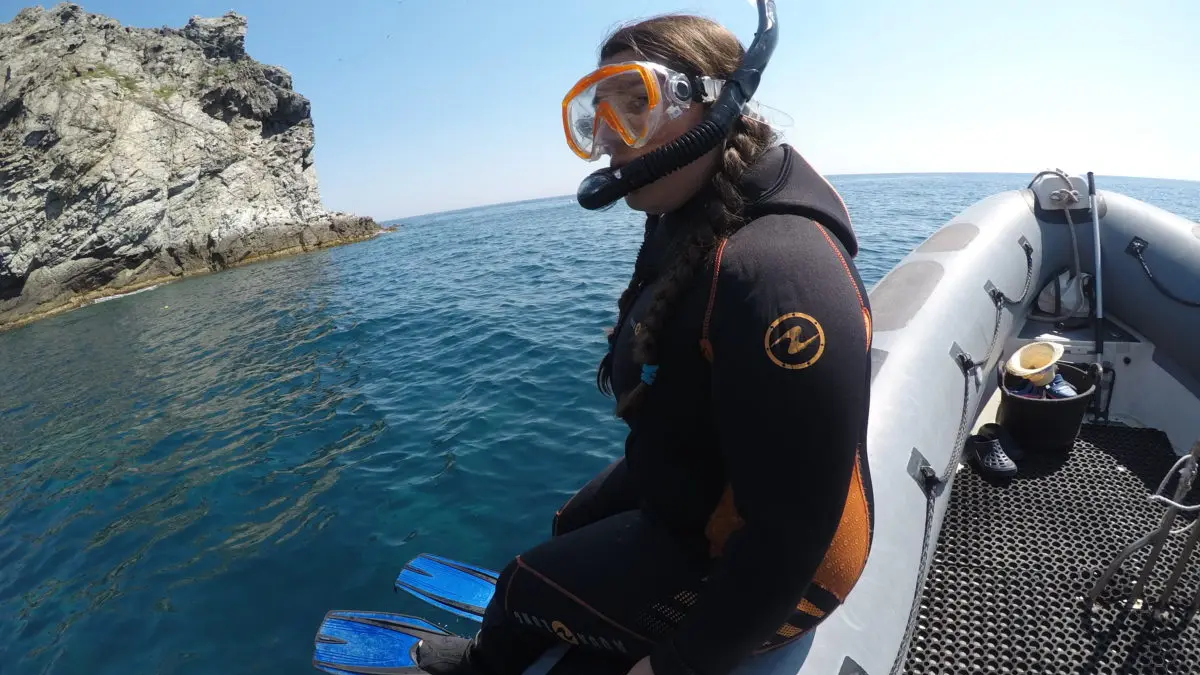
[564,65,660,158]
[594,70,652,140]
[566,91,600,156]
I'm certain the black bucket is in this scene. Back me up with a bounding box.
[995,360,1099,454]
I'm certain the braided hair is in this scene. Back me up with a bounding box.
[592,15,778,420]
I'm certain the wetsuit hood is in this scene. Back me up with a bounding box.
[739,143,859,257]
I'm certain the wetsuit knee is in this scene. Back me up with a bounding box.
[551,458,637,537]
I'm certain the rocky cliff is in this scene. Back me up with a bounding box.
[0,4,379,329]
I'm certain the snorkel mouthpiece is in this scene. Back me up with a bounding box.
[576,0,779,211]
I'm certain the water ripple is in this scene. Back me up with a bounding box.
[1,175,1198,674]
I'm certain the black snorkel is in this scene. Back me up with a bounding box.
[575,0,779,211]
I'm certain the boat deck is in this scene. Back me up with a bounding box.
[901,423,1200,675]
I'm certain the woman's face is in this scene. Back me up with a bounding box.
[598,49,720,214]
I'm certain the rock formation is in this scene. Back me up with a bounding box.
[0,4,379,329]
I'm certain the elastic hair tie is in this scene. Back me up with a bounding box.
[641,364,658,385]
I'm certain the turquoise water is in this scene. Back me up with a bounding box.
[2,173,1199,675]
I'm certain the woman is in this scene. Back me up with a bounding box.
[422,11,875,675]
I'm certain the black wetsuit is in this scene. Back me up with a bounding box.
[467,145,876,675]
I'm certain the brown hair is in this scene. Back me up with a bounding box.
[592,14,778,418]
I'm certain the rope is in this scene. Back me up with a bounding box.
[1154,455,1195,499]
[1169,520,1199,537]
[1148,496,1200,513]
[1029,170,1089,323]
[889,237,1034,675]
[1147,455,1200,526]
[1128,244,1200,309]
[1143,453,1200,535]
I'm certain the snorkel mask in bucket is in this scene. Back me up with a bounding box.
[564,0,779,210]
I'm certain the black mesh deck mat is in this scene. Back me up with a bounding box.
[901,424,1200,675]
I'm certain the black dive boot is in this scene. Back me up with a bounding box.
[415,633,487,675]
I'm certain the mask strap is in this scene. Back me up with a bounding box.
[693,76,724,104]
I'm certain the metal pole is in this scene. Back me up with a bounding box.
[1088,172,1104,363]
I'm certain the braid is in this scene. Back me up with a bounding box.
[709,117,767,236]
[613,116,774,419]
[589,11,779,418]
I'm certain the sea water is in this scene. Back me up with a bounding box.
[2,173,1199,674]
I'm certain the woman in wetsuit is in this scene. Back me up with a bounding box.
[422,10,875,675]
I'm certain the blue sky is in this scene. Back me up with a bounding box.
[4,0,1197,219]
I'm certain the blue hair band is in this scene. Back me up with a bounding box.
[641,364,658,385]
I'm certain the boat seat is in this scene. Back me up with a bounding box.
[1017,316,1138,345]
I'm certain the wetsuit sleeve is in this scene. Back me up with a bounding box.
[650,217,873,675]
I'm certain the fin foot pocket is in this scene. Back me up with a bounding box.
[313,609,452,675]
[415,634,480,675]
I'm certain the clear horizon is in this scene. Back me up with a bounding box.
[3,0,1197,221]
[383,169,1200,223]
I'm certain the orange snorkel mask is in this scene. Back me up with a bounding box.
[568,0,779,210]
[561,61,724,161]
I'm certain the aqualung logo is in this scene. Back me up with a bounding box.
[511,612,629,654]
[764,312,825,370]
[550,620,577,644]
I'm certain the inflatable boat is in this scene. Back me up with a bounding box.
[312,169,1200,675]
[785,169,1200,675]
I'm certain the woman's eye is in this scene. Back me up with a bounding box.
[625,96,648,114]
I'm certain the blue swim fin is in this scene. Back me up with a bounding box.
[313,609,451,675]
[394,553,498,623]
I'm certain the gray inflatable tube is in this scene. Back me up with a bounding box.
[731,172,1200,675]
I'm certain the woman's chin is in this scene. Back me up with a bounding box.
[623,188,659,214]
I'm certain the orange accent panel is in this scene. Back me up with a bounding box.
[796,598,826,618]
[862,307,873,352]
[776,624,803,638]
[704,485,745,558]
[808,447,872,601]
[703,448,872,599]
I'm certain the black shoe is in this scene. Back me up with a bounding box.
[979,422,1024,461]
[967,432,1017,478]
[416,634,479,675]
